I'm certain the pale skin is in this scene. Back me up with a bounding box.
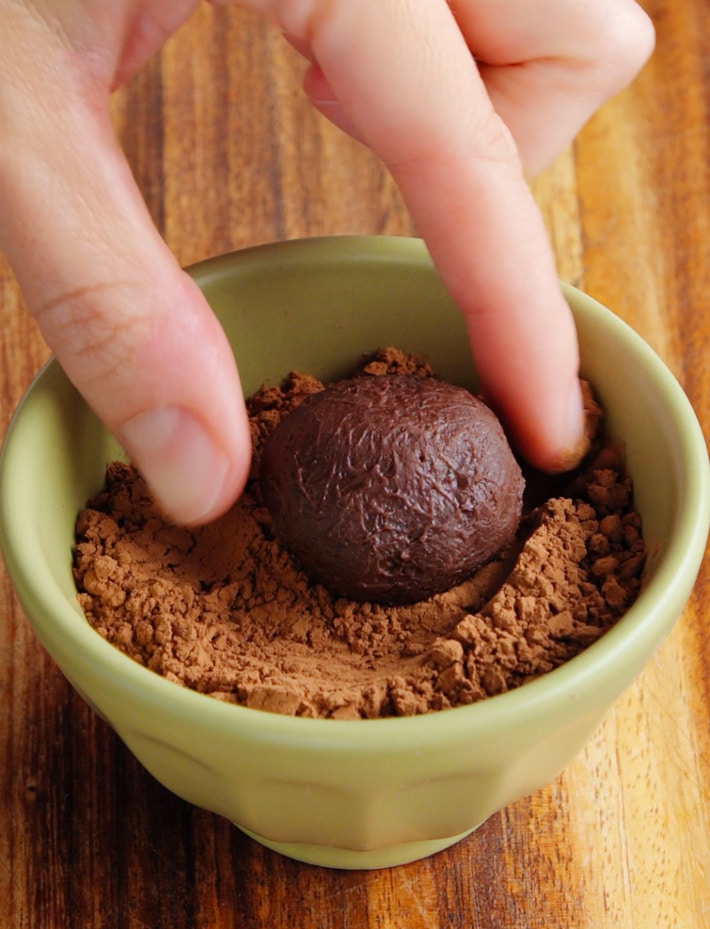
[0,0,655,524]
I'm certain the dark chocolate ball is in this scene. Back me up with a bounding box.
[260,374,524,604]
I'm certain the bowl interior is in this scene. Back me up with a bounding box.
[1,236,708,732]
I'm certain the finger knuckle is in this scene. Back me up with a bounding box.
[33,281,149,390]
[586,2,656,90]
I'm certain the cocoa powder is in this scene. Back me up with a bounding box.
[73,349,646,718]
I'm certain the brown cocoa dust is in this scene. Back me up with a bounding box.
[73,349,646,718]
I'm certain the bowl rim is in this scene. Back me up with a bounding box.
[1,235,708,748]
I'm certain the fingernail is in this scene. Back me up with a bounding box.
[118,407,229,525]
[556,379,591,473]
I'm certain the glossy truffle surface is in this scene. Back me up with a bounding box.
[260,375,524,604]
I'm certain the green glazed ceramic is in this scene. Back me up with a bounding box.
[1,237,708,869]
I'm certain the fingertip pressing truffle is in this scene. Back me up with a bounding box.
[259,374,525,604]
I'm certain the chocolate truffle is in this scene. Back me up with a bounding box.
[260,374,525,604]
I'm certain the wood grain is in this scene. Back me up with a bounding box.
[1,2,708,927]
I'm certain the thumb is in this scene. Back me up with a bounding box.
[0,68,250,524]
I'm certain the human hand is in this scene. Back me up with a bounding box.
[0,0,654,524]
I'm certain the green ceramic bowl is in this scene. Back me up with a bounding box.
[1,237,708,869]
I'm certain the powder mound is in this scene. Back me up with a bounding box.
[260,374,524,604]
[73,347,646,719]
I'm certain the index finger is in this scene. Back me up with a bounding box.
[283,0,587,471]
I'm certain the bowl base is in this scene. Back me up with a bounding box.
[236,823,482,870]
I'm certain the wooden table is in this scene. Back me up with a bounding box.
[1,3,708,926]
